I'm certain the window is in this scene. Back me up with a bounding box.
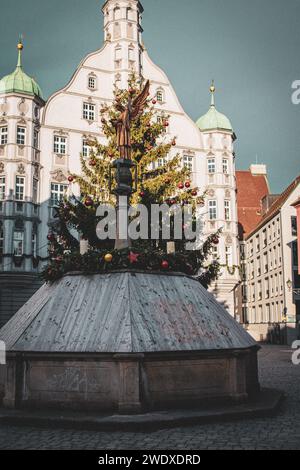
[32,232,37,257]
[51,183,68,206]
[292,216,297,236]
[207,158,215,174]
[15,176,25,201]
[128,47,134,61]
[0,177,5,201]
[33,129,39,149]
[82,140,91,158]
[13,231,24,256]
[33,178,38,204]
[224,200,231,221]
[114,6,121,20]
[156,90,164,103]
[0,127,8,145]
[222,158,229,174]
[83,102,96,121]
[0,225,3,256]
[208,200,217,220]
[54,135,66,155]
[115,46,122,61]
[88,76,96,90]
[225,246,233,267]
[17,126,26,145]
[157,157,167,167]
[183,155,193,171]
[211,245,218,261]
[157,116,167,133]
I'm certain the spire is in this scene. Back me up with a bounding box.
[16,36,23,68]
[210,80,215,107]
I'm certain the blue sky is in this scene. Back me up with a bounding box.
[0,0,299,193]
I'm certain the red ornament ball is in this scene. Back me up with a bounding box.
[185,181,191,188]
[171,139,176,146]
[139,191,146,198]
[68,176,74,183]
[85,197,93,207]
[178,182,184,190]
[191,190,198,197]
[164,121,169,127]
[212,237,220,245]
[129,88,135,95]
[89,159,96,167]
[152,99,157,105]
[161,260,169,270]
[47,233,55,242]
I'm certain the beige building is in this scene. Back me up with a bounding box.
[239,175,300,344]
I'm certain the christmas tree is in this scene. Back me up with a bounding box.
[43,75,221,287]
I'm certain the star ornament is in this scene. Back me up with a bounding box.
[128,252,140,264]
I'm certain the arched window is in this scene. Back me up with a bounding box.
[88,74,97,91]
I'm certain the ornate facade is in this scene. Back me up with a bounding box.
[0,0,240,324]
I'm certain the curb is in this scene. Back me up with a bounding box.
[0,388,284,433]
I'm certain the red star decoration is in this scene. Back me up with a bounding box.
[128,252,140,264]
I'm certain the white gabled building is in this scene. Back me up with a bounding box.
[0,0,240,324]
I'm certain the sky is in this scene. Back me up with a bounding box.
[0,0,299,193]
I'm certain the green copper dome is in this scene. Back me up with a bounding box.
[0,42,43,100]
[196,82,233,133]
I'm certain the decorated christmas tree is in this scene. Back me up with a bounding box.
[43,75,220,286]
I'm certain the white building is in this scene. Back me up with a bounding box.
[240,176,300,344]
[0,0,240,324]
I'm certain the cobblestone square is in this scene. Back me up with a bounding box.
[0,345,299,450]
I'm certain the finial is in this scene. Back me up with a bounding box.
[210,79,215,107]
[17,35,23,68]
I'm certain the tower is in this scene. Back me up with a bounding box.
[0,40,45,325]
[196,82,240,313]
[102,0,144,87]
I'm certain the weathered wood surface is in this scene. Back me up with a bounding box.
[0,272,256,353]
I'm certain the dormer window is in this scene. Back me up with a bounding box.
[88,75,97,91]
[156,89,164,104]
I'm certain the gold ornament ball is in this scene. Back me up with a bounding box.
[104,253,113,263]
[17,43,23,50]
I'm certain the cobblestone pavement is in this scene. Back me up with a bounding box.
[0,345,299,450]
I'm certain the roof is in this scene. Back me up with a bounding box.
[196,84,233,133]
[291,197,300,208]
[236,170,269,239]
[0,42,43,100]
[0,272,256,353]
[246,175,300,239]
[196,105,233,133]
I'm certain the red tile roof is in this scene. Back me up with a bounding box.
[246,175,300,239]
[236,170,270,239]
